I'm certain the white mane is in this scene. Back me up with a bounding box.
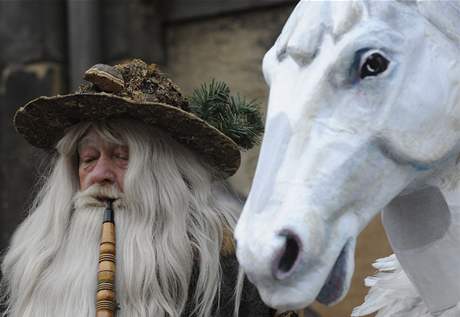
[352,255,460,317]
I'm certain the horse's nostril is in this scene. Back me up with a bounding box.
[273,230,301,280]
[279,235,300,272]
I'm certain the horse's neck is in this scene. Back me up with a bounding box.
[382,169,460,314]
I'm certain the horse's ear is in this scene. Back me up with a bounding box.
[416,0,460,44]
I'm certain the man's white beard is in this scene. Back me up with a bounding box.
[15,184,194,317]
[14,185,118,316]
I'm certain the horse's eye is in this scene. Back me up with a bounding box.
[360,52,389,79]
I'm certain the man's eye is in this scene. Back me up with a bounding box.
[359,52,390,79]
[115,154,128,161]
[81,157,96,164]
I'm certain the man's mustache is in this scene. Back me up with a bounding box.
[73,183,125,209]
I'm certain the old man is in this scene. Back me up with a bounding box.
[0,59,308,317]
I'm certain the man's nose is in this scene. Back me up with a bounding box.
[88,157,116,186]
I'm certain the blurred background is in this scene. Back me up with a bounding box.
[0,1,391,315]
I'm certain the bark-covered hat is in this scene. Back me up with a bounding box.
[14,59,263,178]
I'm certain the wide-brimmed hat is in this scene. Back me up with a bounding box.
[14,59,263,178]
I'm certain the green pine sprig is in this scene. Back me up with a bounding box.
[189,80,264,149]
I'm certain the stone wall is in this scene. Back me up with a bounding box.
[0,0,67,254]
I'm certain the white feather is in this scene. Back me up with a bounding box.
[352,254,460,317]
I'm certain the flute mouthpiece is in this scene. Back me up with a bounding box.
[103,200,115,223]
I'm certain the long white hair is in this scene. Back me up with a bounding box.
[1,119,243,317]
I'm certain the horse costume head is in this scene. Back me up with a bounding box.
[235,0,460,313]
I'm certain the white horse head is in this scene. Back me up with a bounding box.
[235,0,460,312]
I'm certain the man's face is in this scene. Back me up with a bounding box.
[78,130,129,192]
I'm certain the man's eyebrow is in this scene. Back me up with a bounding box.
[77,137,96,152]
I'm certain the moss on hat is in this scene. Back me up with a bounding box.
[14,59,264,178]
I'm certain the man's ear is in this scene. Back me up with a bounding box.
[416,0,460,44]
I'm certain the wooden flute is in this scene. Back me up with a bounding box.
[96,200,117,317]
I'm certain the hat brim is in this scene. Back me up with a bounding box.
[14,93,241,177]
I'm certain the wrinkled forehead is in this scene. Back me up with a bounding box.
[274,0,418,62]
[77,125,126,150]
